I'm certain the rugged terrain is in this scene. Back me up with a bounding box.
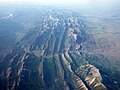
[0,5,120,90]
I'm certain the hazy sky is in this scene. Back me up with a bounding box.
[0,0,87,4]
[0,0,119,9]
[0,0,116,5]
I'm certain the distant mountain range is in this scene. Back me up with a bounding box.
[0,6,120,90]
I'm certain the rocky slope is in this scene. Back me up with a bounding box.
[0,7,106,90]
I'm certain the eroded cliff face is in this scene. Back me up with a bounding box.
[0,8,106,90]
